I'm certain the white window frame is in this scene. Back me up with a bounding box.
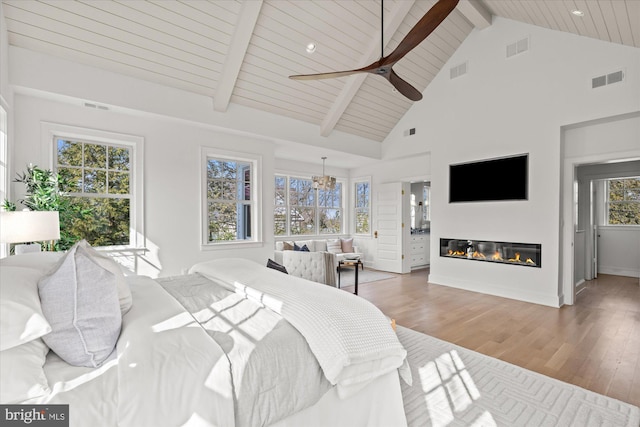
[353,177,371,236]
[0,102,8,258]
[274,173,345,237]
[42,122,144,250]
[201,147,262,249]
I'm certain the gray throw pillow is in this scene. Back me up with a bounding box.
[38,244,122,368]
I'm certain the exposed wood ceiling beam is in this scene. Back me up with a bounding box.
[457,0,492,30]
[214,0,263,112]
[319,0,416,137]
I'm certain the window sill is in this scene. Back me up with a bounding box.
[599,225,640,230]
[201,241,264,251]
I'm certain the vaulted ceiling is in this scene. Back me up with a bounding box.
[3,0,639,143]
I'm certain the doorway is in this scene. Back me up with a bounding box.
[560,111,640,306]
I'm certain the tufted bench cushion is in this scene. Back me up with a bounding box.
[281,251,336,287]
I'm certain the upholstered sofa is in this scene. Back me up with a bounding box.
[273,239,362,286]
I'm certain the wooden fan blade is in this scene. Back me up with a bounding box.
[386,69,423,101]
[381,0,459,66]
[289,62,382,81]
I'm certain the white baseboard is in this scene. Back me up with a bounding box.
[428,274,561,308]
[598,266,640,278]
[575,279,587,296]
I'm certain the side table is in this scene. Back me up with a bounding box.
[338,259,363,295]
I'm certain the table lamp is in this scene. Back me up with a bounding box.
[0,210,60,255]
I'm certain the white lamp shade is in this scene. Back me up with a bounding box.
[0,211,61,243]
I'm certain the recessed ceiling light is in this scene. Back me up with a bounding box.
[305,43,316,54]
[571,9,584,17]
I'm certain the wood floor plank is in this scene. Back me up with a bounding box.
[342,271,640,407]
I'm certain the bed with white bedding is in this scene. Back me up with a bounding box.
[0,249,409,427]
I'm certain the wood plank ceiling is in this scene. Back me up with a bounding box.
[3,1,639,143]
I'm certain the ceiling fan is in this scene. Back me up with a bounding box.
[289,0,459,101]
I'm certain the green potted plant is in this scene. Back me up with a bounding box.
[3,164,92,251]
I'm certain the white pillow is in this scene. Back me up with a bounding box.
[0,339,50,403]
[76,240,132,315]
[0,251,64,274]
[0,266,52,351]
[38,243,122,368]
[326,239,342,254]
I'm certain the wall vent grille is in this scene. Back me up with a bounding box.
[592,70,624,88]
[450,61,468,79]
[506,37,529,58]
[84,102,109,111]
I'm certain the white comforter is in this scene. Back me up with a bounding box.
[32,276,236,427]
[189,258,411,396]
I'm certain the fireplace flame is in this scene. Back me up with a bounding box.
[508,252,522,262]
[472,251,486,259]
[526,258,535,264]
[491,251,503,261]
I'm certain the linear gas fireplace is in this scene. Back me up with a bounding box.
[440,238,541,268]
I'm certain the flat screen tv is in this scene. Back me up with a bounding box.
[449,154,528,203]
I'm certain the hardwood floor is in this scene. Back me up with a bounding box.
[341,270,640,407]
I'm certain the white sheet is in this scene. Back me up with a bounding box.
[189,258,411,395]
[30,276,236,427]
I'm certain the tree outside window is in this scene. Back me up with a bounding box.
[355,181,370,234]
[319,183,342,234]
[56,138,131,247]
[274,175,344,236]
[206,158,252,242]
[289,178,315,235]
[274,175,287,236]
[607,177,640,225]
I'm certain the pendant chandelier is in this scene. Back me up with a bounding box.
[312,157,336,190]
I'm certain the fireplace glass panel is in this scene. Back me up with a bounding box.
[440,238,541,268]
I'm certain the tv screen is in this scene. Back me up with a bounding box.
[449,154,528,203]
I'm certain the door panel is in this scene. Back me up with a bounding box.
[374,182,410,273]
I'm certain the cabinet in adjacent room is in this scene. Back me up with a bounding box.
[410,233,430,269]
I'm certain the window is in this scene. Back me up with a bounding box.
[606,177,640,225]
[274,175,343,236]
[0,105,7,258]
[44,123,143,250]
[354,180,370,234]
[318,184,342,234]
[203,149,260,245]
[55,138,133,247]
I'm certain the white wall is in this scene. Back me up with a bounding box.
[12,94,277,277]
[382,18,640,307]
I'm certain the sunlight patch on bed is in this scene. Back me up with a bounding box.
[419,350,481,426]
[152,311,199,333]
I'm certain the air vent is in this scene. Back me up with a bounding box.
[591,76,606,88]
[404,128,417,137]
[83,102,109,111]
[449,61,468,79]
[592,70,624,89]
[506,37,529,58]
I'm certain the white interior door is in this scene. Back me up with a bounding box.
[373,182,410,273]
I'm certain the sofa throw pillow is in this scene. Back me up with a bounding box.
[0,266,52,351]
[341,238,355,253]
[282,241,294,251]
[293,243,310,252]
[266,259,288,274]
[76,240,133,315]
[38,243,122,368]
[326,239,342,254]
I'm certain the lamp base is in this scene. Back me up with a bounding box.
[15,243,42,255]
